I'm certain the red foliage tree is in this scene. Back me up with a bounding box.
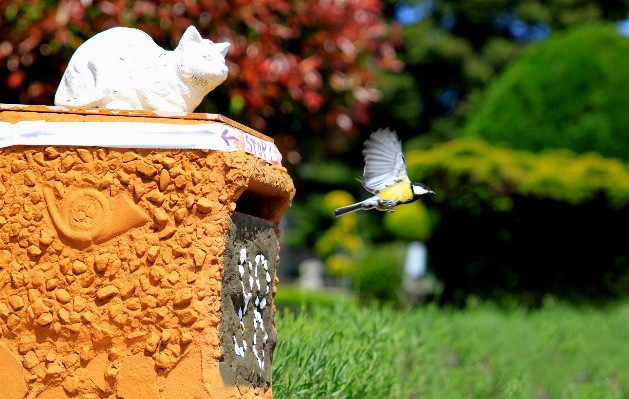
[0,0,401,159]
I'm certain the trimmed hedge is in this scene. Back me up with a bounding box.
[406,137,629,209]
[463,23,629,160]
[404,138,629,305]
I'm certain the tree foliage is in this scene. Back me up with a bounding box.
[0,0,399,146]
[464,23,629,160]
[374,0,629,143]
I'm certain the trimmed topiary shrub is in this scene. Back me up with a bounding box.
[463,23,629,160]
[405,138,629,306]
[383,201,434,242]
[353,244,406,305]
[406,137,629,209]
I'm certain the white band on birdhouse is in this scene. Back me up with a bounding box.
[0,121,282,166]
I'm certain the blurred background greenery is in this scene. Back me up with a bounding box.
[4,0,629,308]
[7,1,629,396]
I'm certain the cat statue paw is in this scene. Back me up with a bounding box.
[55,26,230,113]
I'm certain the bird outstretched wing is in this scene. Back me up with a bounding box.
[360,128,408,194]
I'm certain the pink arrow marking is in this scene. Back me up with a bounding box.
[221,129,238,146]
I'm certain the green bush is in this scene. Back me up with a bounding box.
[404,138,629,305]
[463,23,629,160]
[353,244,406,305]
[406,137,629,210]
[383,200,434,242]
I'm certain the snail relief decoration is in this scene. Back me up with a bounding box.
[43,186,151,247]
[55,26,230,113]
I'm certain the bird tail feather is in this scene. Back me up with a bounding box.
[333,202,364,218]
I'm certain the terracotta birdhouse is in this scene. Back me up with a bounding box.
[0,104,294,399]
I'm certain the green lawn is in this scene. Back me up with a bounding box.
[272,301,629,399]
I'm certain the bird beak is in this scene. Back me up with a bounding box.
[429,190,435,195]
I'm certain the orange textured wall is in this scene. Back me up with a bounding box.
[0,110,294,399]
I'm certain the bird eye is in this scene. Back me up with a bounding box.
[203,55,213,61]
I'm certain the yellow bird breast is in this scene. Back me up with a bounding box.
[377,180,413,203]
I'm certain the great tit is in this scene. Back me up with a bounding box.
[333,128,435,218]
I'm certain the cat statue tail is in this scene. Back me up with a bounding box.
[55,60,105,108]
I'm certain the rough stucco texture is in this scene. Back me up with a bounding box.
[0,141,294,399]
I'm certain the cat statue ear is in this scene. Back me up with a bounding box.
[178,25,204,47]
[177,26,230,57]
[215,42,230,57]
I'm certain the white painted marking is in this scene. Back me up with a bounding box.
[233,336,244,357]
[244,292,252,312]
[234,248,274,367]
[240,248,247,264]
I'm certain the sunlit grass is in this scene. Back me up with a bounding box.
[274,285,355,309]
[273,301,629,398]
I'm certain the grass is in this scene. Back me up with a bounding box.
[272,300,629,399]
[273,284,354,309]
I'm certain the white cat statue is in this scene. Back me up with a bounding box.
[55,26,230,113]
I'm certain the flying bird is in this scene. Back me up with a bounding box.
[333,128,435,218]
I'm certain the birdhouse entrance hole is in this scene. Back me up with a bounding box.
[234,179,292,224]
